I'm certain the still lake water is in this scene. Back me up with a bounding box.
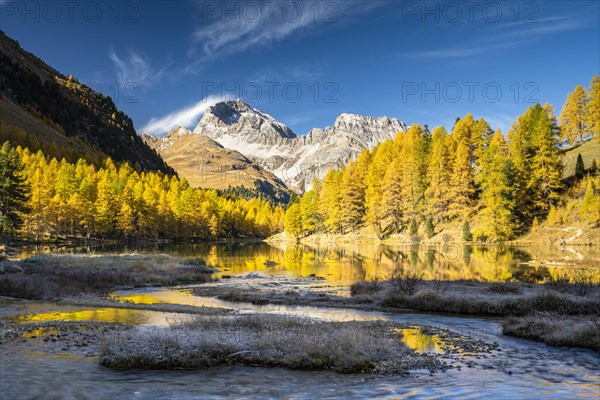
[14,240,600,283]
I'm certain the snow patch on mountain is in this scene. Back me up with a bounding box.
[193,99,407,191]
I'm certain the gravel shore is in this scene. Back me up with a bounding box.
[0,320,130,347]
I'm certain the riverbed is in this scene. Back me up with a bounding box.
[1,243,598,399]
[1,284,599,399]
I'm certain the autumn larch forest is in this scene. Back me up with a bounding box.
[284,77,600,242]
[1,78,598,243]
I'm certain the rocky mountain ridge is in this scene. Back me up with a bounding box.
[193,99,407,190]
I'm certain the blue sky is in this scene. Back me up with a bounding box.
[1,0,598,136]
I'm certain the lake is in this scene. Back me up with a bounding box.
[14,241,600,284]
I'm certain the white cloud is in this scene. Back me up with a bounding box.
[401,12,590,60]
[189,1,384,60]
[108,49,167,88]
[140,95,226,135]
[191,13,312,58]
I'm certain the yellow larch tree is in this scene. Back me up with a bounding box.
[559,85,588,144]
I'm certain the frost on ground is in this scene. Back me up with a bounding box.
[502,313,600,351]
[189,273,600,351]
[99,314,458,374]
[0,254,216,299]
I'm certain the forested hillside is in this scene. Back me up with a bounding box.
[0,143,284,241]
[0,30,172,173]
[284,77,600,242]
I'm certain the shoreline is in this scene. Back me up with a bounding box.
[0,253,598,366]
[192,273,600,351]
[2,236,266,250]
[265,231,600,247]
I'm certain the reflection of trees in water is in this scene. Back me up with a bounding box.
[425,250,435,269]
[380,244,540,282]
[381,246,406,266]
[504,247,533,263]
[463,245,473,266]
[512,266,552,283]
[409,246,420,267]
[17,241,599,283]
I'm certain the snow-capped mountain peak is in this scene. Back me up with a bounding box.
[194,99,296,142]
[192,99,407,191]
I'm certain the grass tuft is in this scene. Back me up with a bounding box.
[502,313,600,351]
[99,315,428,374]
[387,270,423,295]
[545,272,597,296]
[487,282,522,295]
[0,254,215,300]
[350,280,383,296]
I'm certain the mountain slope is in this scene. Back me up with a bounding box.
[561,139,600,179]
[142,127,291,203]
[0,97,107,163]
[0,30,172,173]
[194,100,407,190]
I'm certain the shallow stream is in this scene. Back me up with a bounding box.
[1,286,598,399]
[1,242,599,398]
